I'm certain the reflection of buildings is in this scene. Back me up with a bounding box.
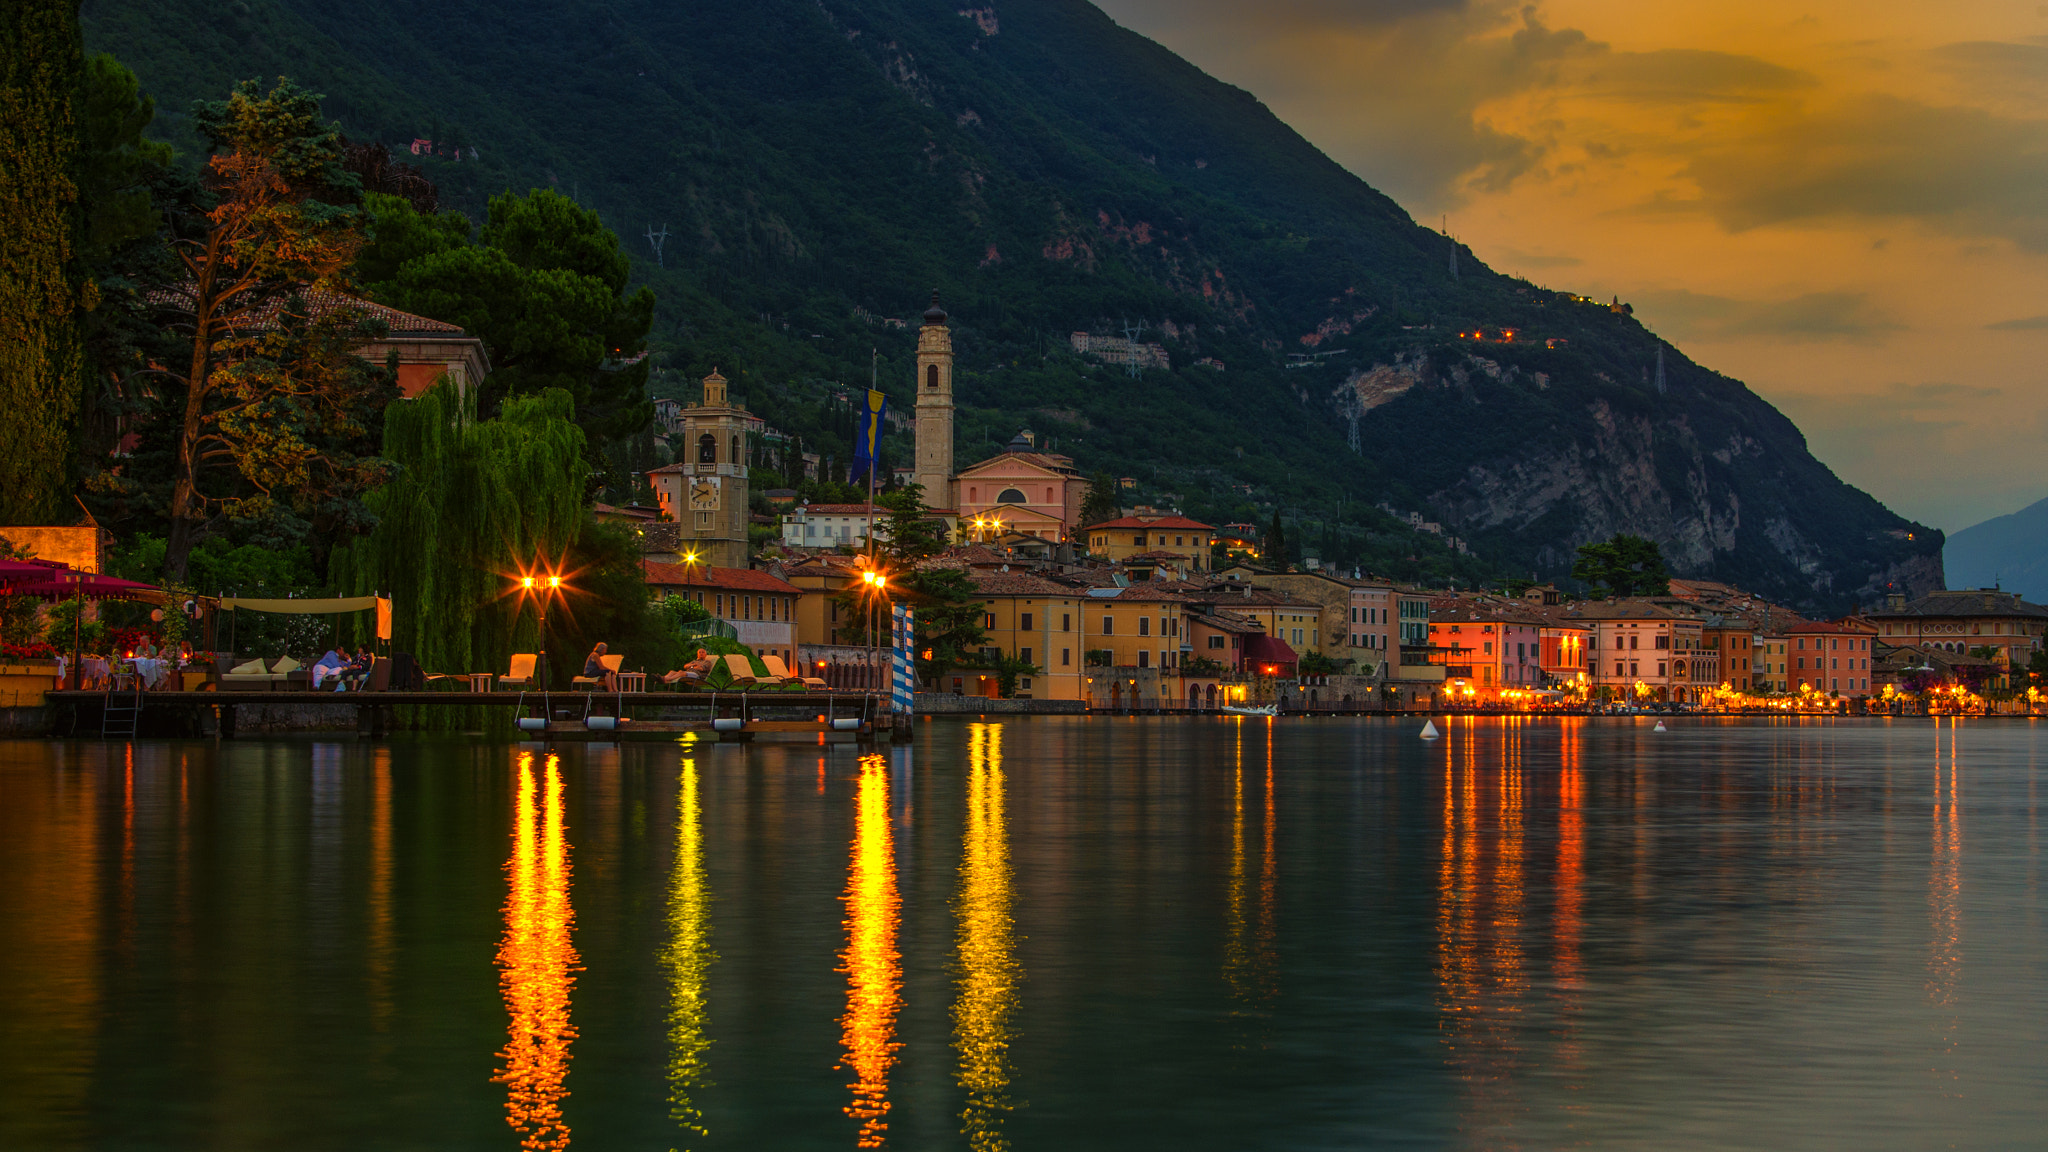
[1928,719,1963,1088]
[955,724,1021,1151]
[840,753,903,1148]
[492,753,579,1152]
[663,758,715,1141]
[1435,718,1530,1130]
[1223,724,1278,1013]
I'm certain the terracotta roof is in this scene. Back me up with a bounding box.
[793,504,881,516]
[970,573,1073,596]
[643,561,800,594]
[1190,609,1265,635]
[148,284,465,334]
[1784,619,1878,634]
[1125,550,1193,561]
[1083,514,1216,532]
[1868,590,2048,619]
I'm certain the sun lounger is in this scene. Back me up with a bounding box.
[720,654,761,687]
[497,653,538,690]
[759,654,827,690]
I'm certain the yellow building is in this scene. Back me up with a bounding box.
[1083,513,1217,572]
[645,369,752,568]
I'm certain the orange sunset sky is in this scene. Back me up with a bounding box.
[1098,0,2048,533]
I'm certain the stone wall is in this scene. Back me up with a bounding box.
[914,692,1086,714]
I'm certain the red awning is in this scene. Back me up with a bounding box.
[1242,633,1299,668]
[5,569,163,602]
[0,557,71,589]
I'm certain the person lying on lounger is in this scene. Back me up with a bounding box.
[661,648,718,686]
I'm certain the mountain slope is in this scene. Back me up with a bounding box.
[1943,496,2048,603]
[83,0,1943,611]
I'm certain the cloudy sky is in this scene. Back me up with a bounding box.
[1096,0,2048,533]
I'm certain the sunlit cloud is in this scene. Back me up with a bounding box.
[1097,0,2048,529]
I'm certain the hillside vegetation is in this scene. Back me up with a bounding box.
[84,0,1943,611]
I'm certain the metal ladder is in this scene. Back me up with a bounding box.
[102,680,143,738]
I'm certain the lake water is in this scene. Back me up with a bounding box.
[2,716,2044,1150]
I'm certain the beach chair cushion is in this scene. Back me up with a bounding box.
[721,654,760,685]
[501,653,537,685]
[229,657,267,676]
[271,655,302,674]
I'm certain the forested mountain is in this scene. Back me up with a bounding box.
[83,0,1942,611]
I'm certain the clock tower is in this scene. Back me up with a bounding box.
[649,368,752,568]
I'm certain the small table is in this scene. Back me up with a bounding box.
[469,672,495,693]
[615,672,647,694]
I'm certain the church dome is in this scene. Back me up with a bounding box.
[922,292,947,325]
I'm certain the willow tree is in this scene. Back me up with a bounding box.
[333,381,584,725]
[0,0,88,524]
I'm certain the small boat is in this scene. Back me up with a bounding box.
[1221,703,1279,717]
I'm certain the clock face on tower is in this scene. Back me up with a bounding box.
[689,476,721,511]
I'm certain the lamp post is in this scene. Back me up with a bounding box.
[521,571,563,693]
[861,567,888,693]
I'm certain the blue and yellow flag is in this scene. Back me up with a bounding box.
[853,389,888,479]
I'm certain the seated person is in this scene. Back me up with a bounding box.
[661,648,718,686]
[138,640,159,660]
[312,648,349,691]
[582,642,616,691]
[345,646,373,687]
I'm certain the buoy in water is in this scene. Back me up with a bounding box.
[1421,720,1441,739]
[1653,721,1668,732]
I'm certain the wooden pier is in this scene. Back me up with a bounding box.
[43,688,909,743]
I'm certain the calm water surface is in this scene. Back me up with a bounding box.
[2,717,2044,1150]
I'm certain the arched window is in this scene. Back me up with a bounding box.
[697,434,716,464]
[997,488,1027,505]
[926,364,940,390]
[731,435,741,465]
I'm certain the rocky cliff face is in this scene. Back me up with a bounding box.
[1336,351,1943,611]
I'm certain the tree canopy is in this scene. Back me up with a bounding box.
[1571,533,1672,598]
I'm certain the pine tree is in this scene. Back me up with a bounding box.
[0,0,89,524]
[1267,510,1286,565]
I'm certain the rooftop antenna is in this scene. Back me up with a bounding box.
[644,223,670,267]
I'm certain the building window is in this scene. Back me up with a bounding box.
[1020,648,1032,665]
[927,364,939,390]
[698,434,716,464]
[1134,534,1146,546]
[1140,617,1150,636]
[1062,613,1071,631]
[1138,651,1150,668]
[1061,649,1070,666]
[1209,636,1225,650]
[1021,612,1033,631]
[997,488,1027,504]
[731,435,741,464]
[1103,617,1114,635]
[984,613,996,629]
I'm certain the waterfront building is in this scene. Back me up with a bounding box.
[1561,600,1719,704]
[960,572,1089,700]
[1782,619,1878,696]
[1426,601,1547,695]
[1864,589,2048,669]
[642,560,803,667]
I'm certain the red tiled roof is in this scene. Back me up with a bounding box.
[970,573,1073,596]
[148,284,465,334]
[1082,514,1216,532]
[643,561,800,594]
[1785,619,1878,634]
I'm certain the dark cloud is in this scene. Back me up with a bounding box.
[1634,288,1901,342]
[1571,48,1814,104]
[1930,40,2048,93]
[1987,314,2048,330]
[1685,94,2048,248]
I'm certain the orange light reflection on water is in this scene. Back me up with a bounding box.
[663,757,715,1142]
[493,752,580,1152]
[1928,717,1963,1094]
[839,753,903,1147]
[954,724,1020,1151]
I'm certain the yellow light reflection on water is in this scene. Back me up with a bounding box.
[1223,723,1278,1014]
[663,757,716,1143]
[955,724,1020,1151]
[839,753,902,1147]
[1929,717,1963,1092]
[493,752,580,1152]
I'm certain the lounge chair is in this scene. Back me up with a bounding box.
[219,655,304,690]
[498,653,539,691]
[760,654,827,690]
[572,653,624,690]
[720,654,761,687]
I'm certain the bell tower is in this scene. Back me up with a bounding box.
[913,293,955,507]
[664,367,750,568]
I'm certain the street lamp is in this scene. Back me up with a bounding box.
[519,568,565,692]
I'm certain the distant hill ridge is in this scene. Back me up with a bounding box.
[1943,496,2048,605]
[84,0,1942,612]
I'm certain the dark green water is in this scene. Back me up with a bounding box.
[2,716,2044,1150]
